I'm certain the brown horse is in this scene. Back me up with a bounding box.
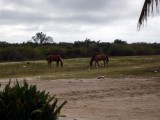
[90,54,109,67]
[46,55,63,68]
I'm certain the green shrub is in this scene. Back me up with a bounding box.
[0,79,67,120]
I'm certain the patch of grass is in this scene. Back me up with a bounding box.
[0,55,160,80]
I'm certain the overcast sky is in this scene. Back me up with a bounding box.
[0,0,160,43]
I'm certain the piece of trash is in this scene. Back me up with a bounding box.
[97,76,105,79]
[154,70,158,73]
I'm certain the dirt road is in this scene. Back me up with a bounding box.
[1,77,160,120]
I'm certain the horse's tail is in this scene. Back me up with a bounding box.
[105,55,109,65]
[59,55,63,67]
[106,55,109,61]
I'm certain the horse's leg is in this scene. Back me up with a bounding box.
[60,60,63,67]
[57,61,59,67]
[96,60,99,67]
[48,61,51,69]
[103,60,106,67]
[94,61,97,66]
[47,61,49,68]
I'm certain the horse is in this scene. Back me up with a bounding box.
[46,55,63,68]
[90,54,109,67]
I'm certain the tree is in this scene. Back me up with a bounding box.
[138,0,160,29]
[113,39,127,44]
[32,32,53,44]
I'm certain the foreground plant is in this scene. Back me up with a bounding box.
[0,79,67,120]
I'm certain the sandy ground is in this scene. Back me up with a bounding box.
[0,77,160,120]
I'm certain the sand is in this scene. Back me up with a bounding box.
[0,77,160,120]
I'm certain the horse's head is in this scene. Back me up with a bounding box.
[90,61,92,67]
[46,56,50,61]
[90,58,94,67]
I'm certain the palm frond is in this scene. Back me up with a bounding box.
[137,0,160,30]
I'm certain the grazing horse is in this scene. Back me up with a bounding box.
[90,54,109,67]
[46,55,63,68]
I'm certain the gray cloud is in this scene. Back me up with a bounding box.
[46,0,108,12]
[0,9,51,25]
[0,0,137,25]
[0,0,159,43]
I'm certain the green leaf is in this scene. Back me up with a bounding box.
[30,109,43,116]
[54,101,67,116]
